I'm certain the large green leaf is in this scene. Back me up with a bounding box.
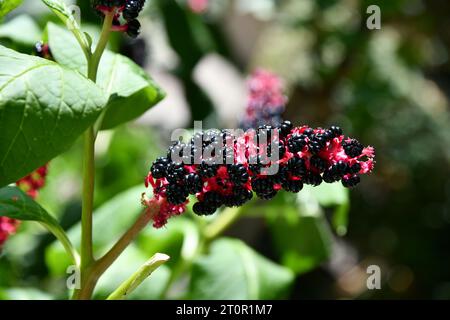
[46,23,165,130]
[0,15,41,46]
[0,45,106,186]
[0,0,23,19]
[190,238,294,300]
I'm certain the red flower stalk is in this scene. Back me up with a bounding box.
[188,0,209,14]
[0,165,49,247]
[241,69,288,130]
[16,164,49,200]
[93,0,145,38]
[144,121,375,228]
[0,217,20,247]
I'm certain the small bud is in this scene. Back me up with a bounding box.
[92,0,145,38]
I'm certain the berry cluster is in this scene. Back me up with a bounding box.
[92,0,146,38]
[0,217,20,248]
[240,69,288,130]
[16,164,49,200]
[0,165,49,248]
[145,121,375,228]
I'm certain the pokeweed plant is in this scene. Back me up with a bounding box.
[0,0,375,300]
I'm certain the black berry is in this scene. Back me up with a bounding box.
[342,174,360,188]
[303,172,322,186]
[329,126,342,137]
[150,157,170,179]
[127,19,141,38]
[166,184,188,205]
[282,179,303,193]
[185,173,203,194]
[280,120,293,137]
[228,164,249,185]
[197,160,218,178]
[287,134,307,153]
[342,139,364,158]
[287,157,306,176]
[193,202,216,216]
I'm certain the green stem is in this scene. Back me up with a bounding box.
[80,127,95,270]
[94,200,161,277]
[107,253,170,300]
[72,126,96,300]
[80,126,95,270]
[73,202,161,300]
[72,12,115,300]
[40,222,80,266]
[88,12,114,82]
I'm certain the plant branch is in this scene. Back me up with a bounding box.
[88,12,114,82]
[73,199,162,300]
[95,199,162,275]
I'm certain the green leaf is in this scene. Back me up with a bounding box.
[303,183,350,236]
[46,23,165,130]
[41,0,91,58]
[0,186,58,225]
[41,0,81,33]
[44,22,85,72]
[304,182,349,207]
[269,208,333,275]
[190,238,294,300]
[0,15,41,46]
[0,0,23,19]
[0,185,79,264]
[0,45,107,186]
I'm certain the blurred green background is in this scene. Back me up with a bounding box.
[0,0,449,300]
